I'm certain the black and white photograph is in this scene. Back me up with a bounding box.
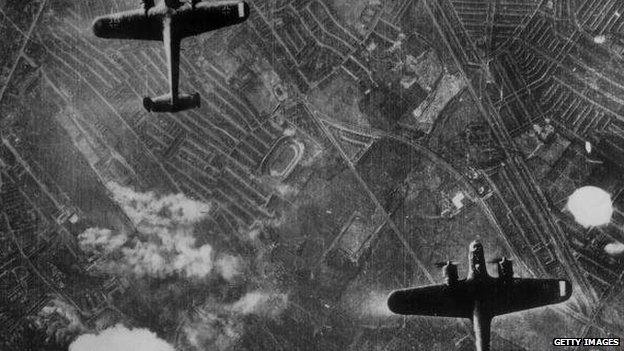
[0,0,623,350]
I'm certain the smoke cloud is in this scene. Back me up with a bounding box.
[230,291,289,318]
[215,254,243,281]
[182,308,243,351]
[78,183,242,280]
[605,241,624,257]
[106,182,211,227]
[78,227,127,255]
[75,184,289,351]
[29,296,88,344]
[180,291,289,350]
[69,324,175,351]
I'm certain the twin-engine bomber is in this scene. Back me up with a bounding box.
[92,3,574,350]
[387,241,573,351]
[92,0,249,113]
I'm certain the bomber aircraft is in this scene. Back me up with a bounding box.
[387,240,572,351]
[92,0,250,112]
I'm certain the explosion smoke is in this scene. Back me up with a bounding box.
[604,241,624,257]
[230,291,289,319]
[69,324,175,351]
[78,183,241,280]
[74,184,289,351]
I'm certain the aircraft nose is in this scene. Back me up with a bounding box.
[92,17,107,37]
[387,290,407,315]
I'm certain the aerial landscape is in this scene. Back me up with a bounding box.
[0,0,624,350]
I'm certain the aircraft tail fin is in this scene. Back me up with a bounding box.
[143,92,200,112]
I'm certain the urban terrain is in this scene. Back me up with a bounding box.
[0,0,623,350]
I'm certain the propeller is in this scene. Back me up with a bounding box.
[489,256,514,279]
[487,257,512,264]
[434,260,459,268]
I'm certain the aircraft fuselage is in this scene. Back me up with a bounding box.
[92,1,249,112]
[387,240,572,351]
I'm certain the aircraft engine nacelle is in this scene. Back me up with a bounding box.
[497,258,513,281]
[143,92,200,113]
[444,263,458,285]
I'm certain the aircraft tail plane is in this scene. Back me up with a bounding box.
[143,93,200,113]
[93,1,249,113]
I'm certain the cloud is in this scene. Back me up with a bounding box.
[216,254,243,281]
[274,183,297,197]
[119,236,216,278]
[566,186,613,228]
[180,291,289,350]
[230,291,289,319]
[75,184,291,351]
[78,227,127,254]
[79,183,241,280]
[605,241,624,257]
[29,296,87,344]
[69,325,175,351]
[182,311,243,351]
[106,182,211,227]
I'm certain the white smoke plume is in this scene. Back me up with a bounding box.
[76,184,292,351]
[230,291,289,319]
[78,227,127,255]
[182,310,243,351]
[106,182,211,227]
[79,183,242,280]
[216,254,243,281]
[604,241,624,257]
[69,324,175,351]
[29,296,88,344]
[180,291,289,350]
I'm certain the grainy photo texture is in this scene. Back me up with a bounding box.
[0,0,623,350]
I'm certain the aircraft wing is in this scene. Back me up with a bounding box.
[489,278,572,316]
[176,1,249,38]
[92,9,163,41]
[387,282,474,318]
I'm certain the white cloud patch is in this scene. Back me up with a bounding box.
[30,296,87,344]
[216,254,243,281]
[230,291,289,319]
[182,311,243,351]
[69,324,175,351]
[75,184,292,351]
[79,183,241,280]
[605,241,624,257]
[78,227,127,254]
[180,291,289,350]
[566,186,613,228]
[107,182,211,227]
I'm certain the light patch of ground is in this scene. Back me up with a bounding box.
[326,0,378,36]
[309,72,370,127]
[400,73,466,133]
[401,50,443,92]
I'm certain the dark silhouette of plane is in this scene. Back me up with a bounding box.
[92,0,249,112]
[387,240,572,351]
